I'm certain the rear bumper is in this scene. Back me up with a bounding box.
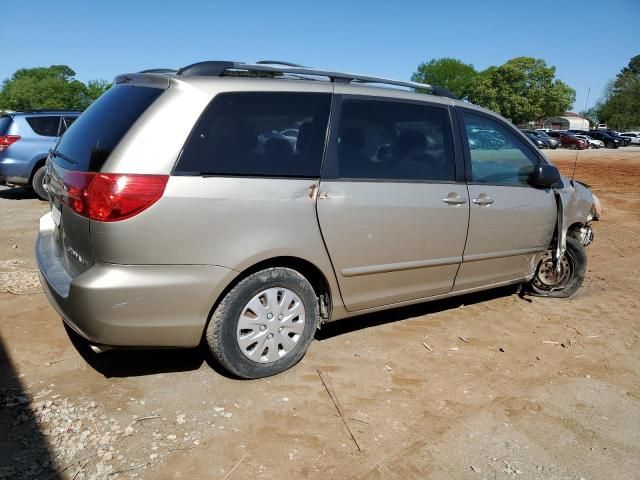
[0,156,29,185]
[36,213,236,347]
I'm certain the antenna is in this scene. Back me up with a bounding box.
[572,87,590,181]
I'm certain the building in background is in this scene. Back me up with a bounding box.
[543,112,590,131]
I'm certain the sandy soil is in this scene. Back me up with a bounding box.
[1,147,639,480]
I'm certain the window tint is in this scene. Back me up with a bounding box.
[26,116,61,137]
[176,92,331,177]
[54,85,163,172]
[332,100,455,181]
[463,112,538,186]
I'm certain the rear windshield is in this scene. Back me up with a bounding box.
[53,85,163,171]
[0,115,12,135]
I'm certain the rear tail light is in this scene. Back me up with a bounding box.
[0,135,20,151]
[58,172,168,222]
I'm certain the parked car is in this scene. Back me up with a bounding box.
[574,134,604,149]
[620,132,640,145]
[586,130,621,148]
[604,130,631,146]
[596,123,607,130]
[546,131,588,150]
[522,129,559,149]
[525,132,548,148]
[0,111,81,199]
[36,61,600,379]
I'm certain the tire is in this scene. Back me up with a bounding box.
[31,165,48,201]
[526,237,587,298]
[205,267,319,379]
[569,144,577,150]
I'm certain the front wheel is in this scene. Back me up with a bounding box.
[526,237,587,298]
[205,267,319,379]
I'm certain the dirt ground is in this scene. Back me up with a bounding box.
[1,147,639,480]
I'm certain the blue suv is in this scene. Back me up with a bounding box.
[0,110,81,199]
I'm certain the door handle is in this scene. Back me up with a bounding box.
[472,195,495,206]
[442,193,467,205]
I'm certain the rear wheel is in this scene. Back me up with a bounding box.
[31,165,48,201]
[526,237,586,298]
[205,267,319,379]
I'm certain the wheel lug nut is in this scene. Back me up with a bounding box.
[267,313,273,319]
[267,333,273,339]
[279,327,284,333]
[260,325,266,331]
[279,314,283,320]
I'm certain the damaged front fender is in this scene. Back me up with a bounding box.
[553,177,599,259]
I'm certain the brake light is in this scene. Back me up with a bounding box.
[60,172,168,222]
[0,135,20,151]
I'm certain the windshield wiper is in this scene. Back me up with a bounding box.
[49,148,78,166]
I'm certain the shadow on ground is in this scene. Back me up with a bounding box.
[0,186,40,200]
[65,285,520,380]
[0,335,61,479]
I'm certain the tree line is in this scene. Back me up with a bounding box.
[412,55,639,129]
[581,55,640,129]
[0,65,110,111]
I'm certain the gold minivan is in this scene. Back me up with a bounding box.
[36,61,600,378]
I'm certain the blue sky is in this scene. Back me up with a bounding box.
[2,0,639,111]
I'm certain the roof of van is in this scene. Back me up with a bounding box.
[114,60,504,120]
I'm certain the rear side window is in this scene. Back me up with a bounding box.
[175,92,331,177]
[462,112,538,186]
[0,116,12,135]
[54,85,163,172]
[26,116,61,136]
[332,99,455,181]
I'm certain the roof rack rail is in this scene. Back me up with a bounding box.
[143,60,459,99]
[255,60,309,68]
[139,68,178,74]
[18,109,84,113]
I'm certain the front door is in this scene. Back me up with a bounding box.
[454,109,556,291]
[316,96,469,311]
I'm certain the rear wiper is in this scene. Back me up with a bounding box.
[49,148,77,166]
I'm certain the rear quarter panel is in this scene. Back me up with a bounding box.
[90,176,341,310]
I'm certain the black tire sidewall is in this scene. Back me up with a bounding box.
[31,166,48,200]
[527,237,587,298]
[206,268,319,379]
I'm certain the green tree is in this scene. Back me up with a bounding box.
[579,106,600,126]
[596,55,640,129]
[83,79,112,104]
[467,57,575,125]
[411,58,477,98]
[0,65,110,111]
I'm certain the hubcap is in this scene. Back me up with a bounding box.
[532,251,573,291]
[236,287,305,363]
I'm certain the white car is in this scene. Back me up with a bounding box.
[620,133,640,145]
[575,134,604,149]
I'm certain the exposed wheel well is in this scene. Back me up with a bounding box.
[203,257,333,340]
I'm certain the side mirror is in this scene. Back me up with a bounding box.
[528,164,562,189]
